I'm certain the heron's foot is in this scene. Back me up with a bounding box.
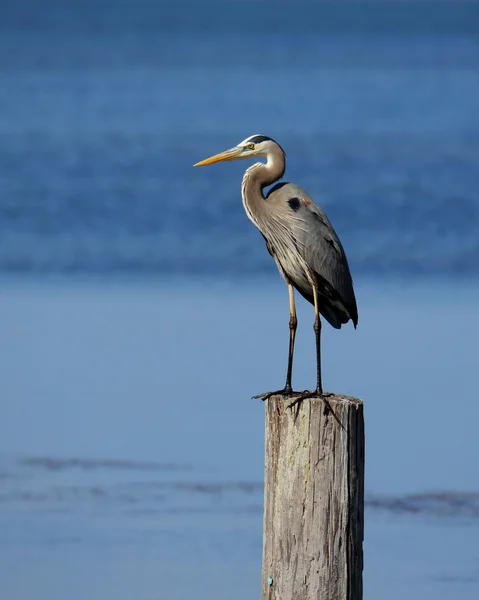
[252,386,294,402]
[287,389,332,410]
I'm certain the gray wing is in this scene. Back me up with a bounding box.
[268,183,358,329]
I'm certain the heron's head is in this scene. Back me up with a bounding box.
[193,134,284,167]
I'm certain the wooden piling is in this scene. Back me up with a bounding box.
[261,394,364,600]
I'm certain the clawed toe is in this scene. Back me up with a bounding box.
[253,387,331,409]
[252,388,294,402]
[287,389,324,409]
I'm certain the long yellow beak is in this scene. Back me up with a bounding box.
[193,147,241,167]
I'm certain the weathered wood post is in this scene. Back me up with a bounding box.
[261,394,364,600]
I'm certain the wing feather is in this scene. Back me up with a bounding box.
[267,183,358,329]
[301,198,358,327]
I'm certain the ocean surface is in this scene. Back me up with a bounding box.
[1,2,479,599]
[1,1,479,279]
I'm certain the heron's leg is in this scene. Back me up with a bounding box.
[283,285,327,410]
[284,283,297,393]
[252,283,297,401]
[312,284,323,395]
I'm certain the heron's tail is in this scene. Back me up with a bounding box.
[318,301,356,330]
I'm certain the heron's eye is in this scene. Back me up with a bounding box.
[248,143,255,150]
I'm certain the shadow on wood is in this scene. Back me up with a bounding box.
[262,393,364,600]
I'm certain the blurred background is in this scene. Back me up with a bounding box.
[1,1,479,599]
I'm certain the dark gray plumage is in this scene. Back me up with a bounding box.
[265,180,357,330]
[194,134,358,401]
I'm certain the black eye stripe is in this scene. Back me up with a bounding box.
[248,135,271,144]
[245,135,286,156]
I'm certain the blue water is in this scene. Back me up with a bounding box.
[1,2,479,278]
[1,280,479,600]
[1,2,479,599]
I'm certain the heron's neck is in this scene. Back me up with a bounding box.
[241,147,285,225]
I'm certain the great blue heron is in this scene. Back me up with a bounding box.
[194,134,357,402]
